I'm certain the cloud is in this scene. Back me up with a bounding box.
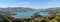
[17,2,30,5]
[48,2,57,4]
[0,2,31,7]
[47,0,58,4]
[12,2,30,7]
[0,0,31,7]
[47,0,57,1]
[52,0,57,1]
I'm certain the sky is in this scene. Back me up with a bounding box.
[0,0,60,9]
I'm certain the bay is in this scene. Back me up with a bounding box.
[13,10,48,18]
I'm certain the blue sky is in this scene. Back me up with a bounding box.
[0,0,60,9]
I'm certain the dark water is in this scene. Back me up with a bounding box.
[13,10,48,18]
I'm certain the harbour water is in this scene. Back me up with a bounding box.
[13,10,48,18]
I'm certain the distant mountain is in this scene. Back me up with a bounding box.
[0,7,35,12]
[41,7,60,12]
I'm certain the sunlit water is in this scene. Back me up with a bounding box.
[13,10,48,18]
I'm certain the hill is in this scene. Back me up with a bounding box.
[41,7,60,12]
[0,7,35,12]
